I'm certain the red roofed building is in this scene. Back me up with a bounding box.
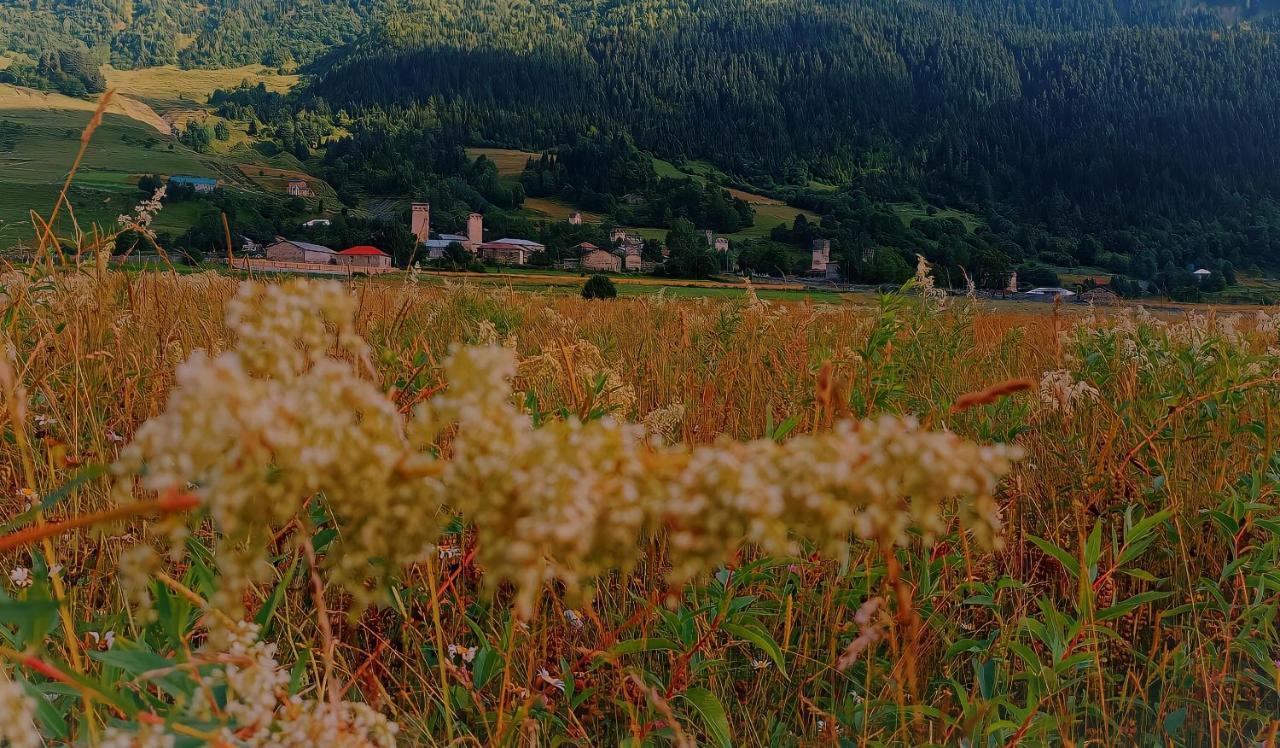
[338,245,392,269]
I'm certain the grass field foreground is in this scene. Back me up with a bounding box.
[0,246,1276,744]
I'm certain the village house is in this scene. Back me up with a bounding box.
[494,237,546,254]
[701,230,730,253]
[568,212,583,226]
[579,243,621,272]
[287,179,314,198]
[264,238,339,264]
[338,245,393,269]
[477,241,531,266]
[168,175,218,194]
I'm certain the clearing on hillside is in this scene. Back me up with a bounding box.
[466,147,537,180]
[103,65,299,113]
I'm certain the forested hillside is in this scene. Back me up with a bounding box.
[0,0,384,68]
[306,0,1280,272]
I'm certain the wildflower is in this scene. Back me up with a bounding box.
[33,414,56,428]
[106,430,125,443]
[447,644,477,664]
[1038,369,1099,416]
[537,668,566,693]
[17,487,36,502]
[117,280,444,614]
[86,631,116,651]
[117,186,167,237]
[750,658,769,670]
[121,280,1020,620]
[0,676,39,748]
[99,724,174,748]
[564,609,585,629]
[8,567,31,589]
[642,401,685,445]
[836,597,885,671]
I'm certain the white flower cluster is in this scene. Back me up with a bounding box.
[0,676,38,748]
[117,280,446,612]
[99,724,175,748]
[422,345,1020,614]
[117,186,167,236]
[642,401,686,444]
[1038,369,1100,416]
[211,622,399,747]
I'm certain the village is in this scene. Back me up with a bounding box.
[174,176,1221,302]
[226,195,757,278]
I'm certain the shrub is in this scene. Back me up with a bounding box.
[582,274,618,299]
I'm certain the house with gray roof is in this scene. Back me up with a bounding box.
[264,239,339,264]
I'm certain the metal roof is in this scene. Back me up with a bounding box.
[168,175,218,186]
[276,239,336,254]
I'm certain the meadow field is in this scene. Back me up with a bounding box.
[0,228,1277,745]
[101,65,299,114]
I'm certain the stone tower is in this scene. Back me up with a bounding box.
[411,203,431,245]
[811,239,831,272]
[467,212,483,251]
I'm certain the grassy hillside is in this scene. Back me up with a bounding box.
[468,146,534,178]
[0,87,218,244]
[0,66,326,247]
[103,64,298,113]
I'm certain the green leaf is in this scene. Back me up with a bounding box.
[256,554,300,636]
[0,593,59,647]
[679,687,732,748]
[40,464,108,512]
[25,681,70,740]
[0,465,108,534]
[1026,534,1079,580]
[722,622,785,673]
[471,647,502,690]
[1163,707,1187,736]
[1084,521,1103,576]
[91,647,197,700]
[606,638,680,657]
[1097,591,1172,622]
[945,638,987,659]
